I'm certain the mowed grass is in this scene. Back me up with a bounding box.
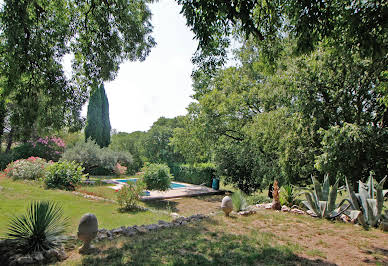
[0,178,171,235]
[63,210,388,266]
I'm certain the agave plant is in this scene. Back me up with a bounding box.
[6,201,68,253]
[345,175,388,228]
[302,175,349,219]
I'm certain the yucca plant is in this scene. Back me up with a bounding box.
[302,175,350,219]
[279,185,302,207]
[6,201,68,253]
[231,190,247,212]
[345,175,388,228]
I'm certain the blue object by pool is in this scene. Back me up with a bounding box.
[116,179,187,189]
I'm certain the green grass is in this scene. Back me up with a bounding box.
[74,220,309,266]
[0,178,171,235]
[64,211,388,265]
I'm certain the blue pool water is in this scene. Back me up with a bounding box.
[116,178,187,189]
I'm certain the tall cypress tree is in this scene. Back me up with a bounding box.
[85,84,111,147]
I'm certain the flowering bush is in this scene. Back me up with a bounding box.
[44,161,85,191]
[114,163,127,176]
[116,180,145,210]
[13,136,66,162]
[4,157,50,180]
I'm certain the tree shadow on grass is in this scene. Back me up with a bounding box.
[143,200,179,212]
[81,221,337,266]
[360,246,388,264]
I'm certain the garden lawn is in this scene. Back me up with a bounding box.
[0,178,171,235]
[63,209,388,266]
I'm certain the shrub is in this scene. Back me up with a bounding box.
[0,152,14,170]
[61,139,133,175]
[231,190,247,211]
[6,201,68,253]
[114,163,127,176]
[170,163,216,187]
[4,157,49,180]
[12,136,65,162]
[143,163,172,191]
[44,161,85,190]
[116,180,145,210]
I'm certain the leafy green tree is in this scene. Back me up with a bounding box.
[85,84,111,148]
[0,0,155,142]
[177,0,387,71]
[110,131,146,174]
[142,117,185,166]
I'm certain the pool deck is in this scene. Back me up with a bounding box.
[107,180,224,201]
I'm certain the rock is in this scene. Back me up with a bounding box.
[124,227,137,236]
[158,220,169,225]
[112,228,124,235]
[15,255,34,265]
[56,247,68,260]
[134,226,148,234]
[221,196,233,216]
[306,210,318,217]
[339,214,350,223]
[145,224,159,231]
[170,212,181,219]
[290,208,305,215]
[265,203,273,209]
[32,252,44,262]
[238,210,256,216]
[77,213,98,254]
[281,205,290,212]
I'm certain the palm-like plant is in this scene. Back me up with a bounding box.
[6,201,68,253]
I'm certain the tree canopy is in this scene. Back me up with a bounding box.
[0,0,155,142]
[177,0,388,71]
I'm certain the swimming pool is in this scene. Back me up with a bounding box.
[115,178,187,189]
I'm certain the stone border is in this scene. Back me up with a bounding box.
[95,214,208,241]
[0,240,67,266]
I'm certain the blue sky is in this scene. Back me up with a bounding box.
[99,0,198,133]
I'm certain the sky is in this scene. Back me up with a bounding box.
[96,0,198,133]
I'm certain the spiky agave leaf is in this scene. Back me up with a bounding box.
[6,201,68,253]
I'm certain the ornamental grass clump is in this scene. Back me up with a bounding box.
[231,190,247,212]
[4,157,49,180]
[6,201,68,254]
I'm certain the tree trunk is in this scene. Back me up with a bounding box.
[6,128,13,153]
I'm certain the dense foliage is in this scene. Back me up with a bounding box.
[0,0,155,144]
[143,163,172,191]
[177,0,387,73]
[171,38,388,193]
[6,201,68,253]
[61,140,133,175]
[4,157,49,180]
[110,131,145,174]
[170,163,216,187]
[85,84,111,148]
[44,161,84,190]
